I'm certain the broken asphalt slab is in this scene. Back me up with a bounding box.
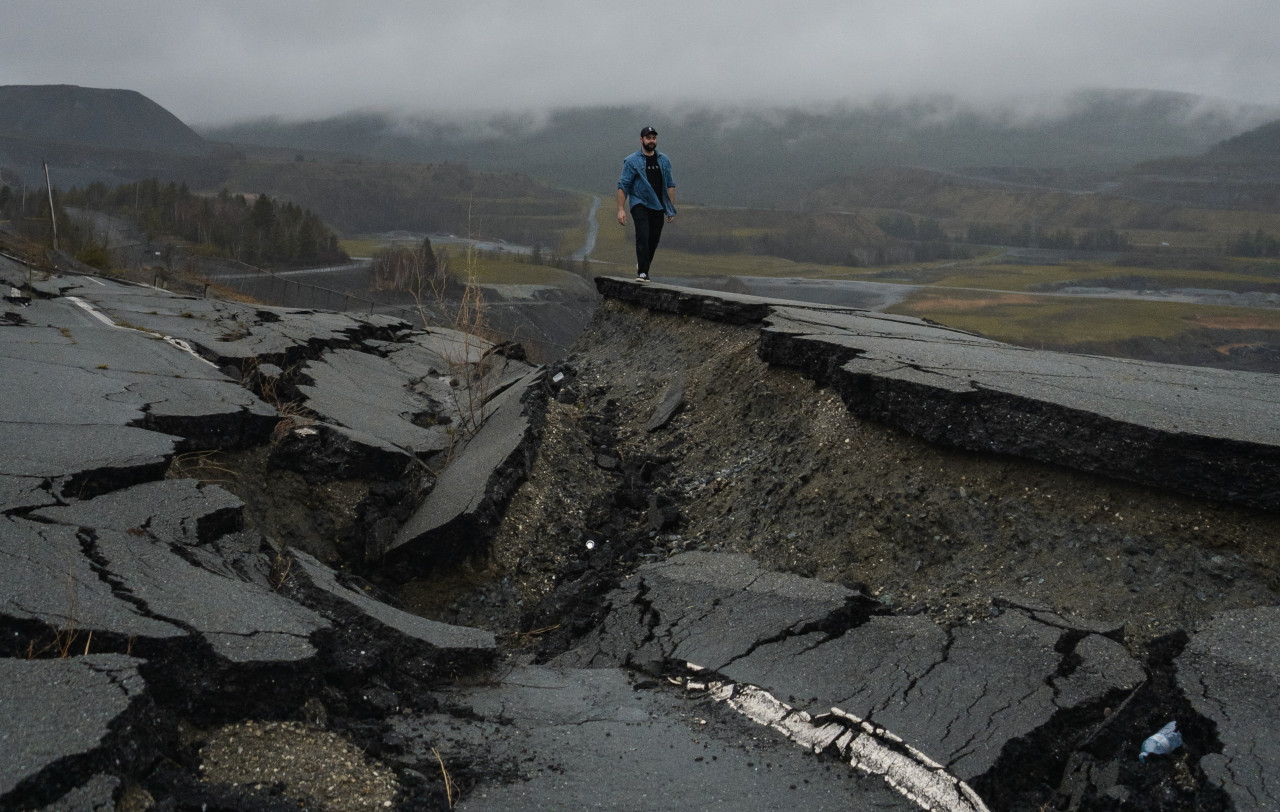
[390,664,917,810]
[35,274,410,372]
[1,261,514,808]
[559,551,1145,782]
[388,367,544,564]
[287,550,496,656]
[0,292,278,510]
[296,347,453,459]
[0,655,146,799]
[1176,606,1280,809]
[3,505,326,664]
[555,551,860,672]
[32,478,245,546]
[597,276,1280,511]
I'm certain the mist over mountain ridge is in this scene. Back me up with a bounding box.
[204,89,1278,207]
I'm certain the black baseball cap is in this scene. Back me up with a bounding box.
[640,126,658,136]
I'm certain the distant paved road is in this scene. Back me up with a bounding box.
[207,260,371,282]
[572,195,602,260]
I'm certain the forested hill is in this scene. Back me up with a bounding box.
[1208,118,1280,162]
[203,90,1278,207]
[0,84,208,155]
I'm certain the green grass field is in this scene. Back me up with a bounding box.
[926,262,1280,292]
[888,288,1280,349]
[589,203,1280,351]
[337,238,387,258]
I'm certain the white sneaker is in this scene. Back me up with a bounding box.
[637,272,649,282]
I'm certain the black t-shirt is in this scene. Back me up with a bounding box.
[645,152,664,204]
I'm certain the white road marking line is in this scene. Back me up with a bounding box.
[66,296,218,368]
[67,296,119,328]
[682,664,989,812]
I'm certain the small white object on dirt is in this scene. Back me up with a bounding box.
[1139,721,1183,762]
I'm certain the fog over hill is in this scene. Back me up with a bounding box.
[2,83,1275,213]
[1205,118,1280,162]
[204,90,1279,207]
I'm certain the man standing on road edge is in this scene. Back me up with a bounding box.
[617,126,677,282]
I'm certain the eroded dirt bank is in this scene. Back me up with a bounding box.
[391,295,1280,810]
[413,297,1280,650]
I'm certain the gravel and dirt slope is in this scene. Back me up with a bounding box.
[404,297,1280,660]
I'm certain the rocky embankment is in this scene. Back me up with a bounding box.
[2,259,1279,811]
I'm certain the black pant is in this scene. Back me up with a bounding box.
[631,205,666,275]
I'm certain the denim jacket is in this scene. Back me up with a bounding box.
[618,150,677,216]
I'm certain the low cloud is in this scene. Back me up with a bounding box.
[3,0,1279,124]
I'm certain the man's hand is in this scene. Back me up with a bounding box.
[617,208,628,226]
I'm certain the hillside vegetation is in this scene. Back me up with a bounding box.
[222,155,587,253]
[5,83,1279,373]
[204,90,1278,208]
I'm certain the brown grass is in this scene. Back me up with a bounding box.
[1190,313,1280,331]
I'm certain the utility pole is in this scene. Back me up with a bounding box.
[42,161,58,251]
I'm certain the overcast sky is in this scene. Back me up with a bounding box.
[4,0,1279,125]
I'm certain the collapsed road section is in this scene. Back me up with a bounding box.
[3,257,1279,811]
[0,256,527,809]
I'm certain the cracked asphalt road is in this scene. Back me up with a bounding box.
[5,253,1279,810]
[418,291,1280,809]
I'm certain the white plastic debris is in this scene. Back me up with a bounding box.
[1139,721,1183,762]
[584,540,596,551]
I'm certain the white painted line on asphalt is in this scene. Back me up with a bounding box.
[67,296,119,328]
[163,336,219,368]
[66,295,218,368]
[681,664,989,812]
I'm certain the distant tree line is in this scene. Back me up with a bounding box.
[1229,229,1280,258]
[0,182,107,267]
[370,237,444,293]
[0,183,56,238]
[57,179,348,268]
[875,212,1138,254]
[226,160,582,250]
[874,213,968,261]
[963,222,1131,251]
[663,208,913,267]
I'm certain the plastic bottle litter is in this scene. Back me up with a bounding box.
[1139,721,1183,762]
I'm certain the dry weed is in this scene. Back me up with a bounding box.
[432,747,455,809]
[168,450,239,484]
